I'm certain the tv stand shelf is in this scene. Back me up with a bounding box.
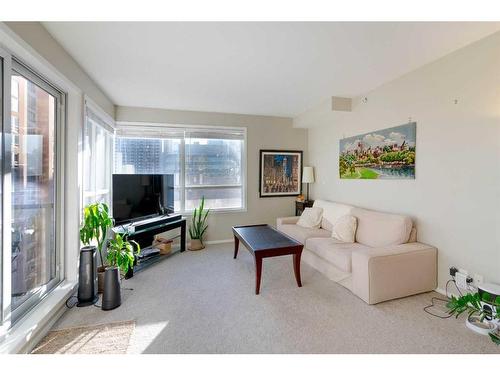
[132,244,181,275]
[114,215,187,278]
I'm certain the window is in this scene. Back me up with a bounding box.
[82,99,114,207]
[7,59,64,322]
[114,135,182,211]
[114,124,246,212]
[185,131,244,210]
[0,54,4,321]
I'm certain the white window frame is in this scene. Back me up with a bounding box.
[0,51,66,328]
[82,96,114,209]
[114,122,247,214]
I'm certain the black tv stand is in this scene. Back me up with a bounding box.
[114,215,186,279]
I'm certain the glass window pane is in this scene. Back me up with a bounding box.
[186,187,242,210]
[10,74,57,311]
[83,116,113,207]
[95,125,107,191]
[0,58,3,315]
[185,138,242,186]
[114,137,181,211]
[83,118,93,192]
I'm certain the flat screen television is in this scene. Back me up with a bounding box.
[112,174,175,225]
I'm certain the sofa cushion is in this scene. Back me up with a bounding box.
[297,207,323,229]
[278,224,331,244]
[351,207,413,248]
[331,215,357,243]
[313,200,355,231]
[305,237,370,273]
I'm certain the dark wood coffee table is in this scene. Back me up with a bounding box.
[232,224,304,295]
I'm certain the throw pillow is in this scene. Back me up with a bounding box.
[331,215,357,243]
[296,207,323,229]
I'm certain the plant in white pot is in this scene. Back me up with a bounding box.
[188,196,210,251]
[80,202,114,293]
[102,233,140,311]
[447,292,500,345]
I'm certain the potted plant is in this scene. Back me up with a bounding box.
[188,196,210,251]
[80,203,114,293]
[102,233,140,311]
[447,292,500,345]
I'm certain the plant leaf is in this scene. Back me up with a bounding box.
[489,332,500,345]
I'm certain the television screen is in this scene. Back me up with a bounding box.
[112,174,174,224]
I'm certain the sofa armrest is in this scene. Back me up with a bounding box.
[351,242,437,304]
[276,216,300,227]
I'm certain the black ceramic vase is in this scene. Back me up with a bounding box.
[77,246,99,307]
[101,267,121,311]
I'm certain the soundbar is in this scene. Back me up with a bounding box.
[128,214,183,233]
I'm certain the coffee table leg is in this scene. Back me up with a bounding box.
[233,236,239,259]
[255,255,263,295]
[293,251,302,288]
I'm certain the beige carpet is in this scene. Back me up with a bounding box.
[32,320,135,354]
[50,243,500,354]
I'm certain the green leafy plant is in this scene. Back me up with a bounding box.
[447,292,500,345]
[188,196,210,244]
[107,233,140,274]
[80,203,114,266]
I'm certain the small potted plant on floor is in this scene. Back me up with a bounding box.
[188,196,210,251]
[102,233,140,311]
[447,292,500,345]
[80,202,114,293]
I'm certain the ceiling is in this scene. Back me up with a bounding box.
[43,22,500,117]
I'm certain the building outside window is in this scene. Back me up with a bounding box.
[114,136,182,211]
[114,124,246,213]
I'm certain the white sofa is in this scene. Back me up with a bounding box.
[277,200,437,304]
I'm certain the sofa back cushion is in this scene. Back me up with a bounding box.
[313,200,355,231]
[297,207,323,229]
[351,207,413,248]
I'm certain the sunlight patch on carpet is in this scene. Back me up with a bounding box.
[31,320,135,354]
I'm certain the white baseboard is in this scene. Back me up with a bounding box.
[435,288,447,297]
[435,287,463,299]
[204,239,233,245]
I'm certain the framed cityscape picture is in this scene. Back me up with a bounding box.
[259,150,303,197]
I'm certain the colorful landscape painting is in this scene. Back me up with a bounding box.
[339,122,416,179]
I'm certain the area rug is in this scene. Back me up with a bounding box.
[31,320,135,354]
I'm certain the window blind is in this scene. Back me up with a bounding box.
[115,123,185,139]
[185,128,245,140]
[84,100,114,134]
[116,123,245,140]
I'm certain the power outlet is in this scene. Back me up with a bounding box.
[455,271,469,290]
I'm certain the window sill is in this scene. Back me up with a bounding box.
[0,280,76,354]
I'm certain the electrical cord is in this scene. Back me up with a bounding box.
[423,297,452,318]
[423,278,463,319]
[65,295,79,309]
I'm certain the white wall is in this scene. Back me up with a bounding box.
[295,31,500,291]
[116,106,308,242]
[4,22,114,117]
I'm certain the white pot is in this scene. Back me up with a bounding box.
[466,315,497,335]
